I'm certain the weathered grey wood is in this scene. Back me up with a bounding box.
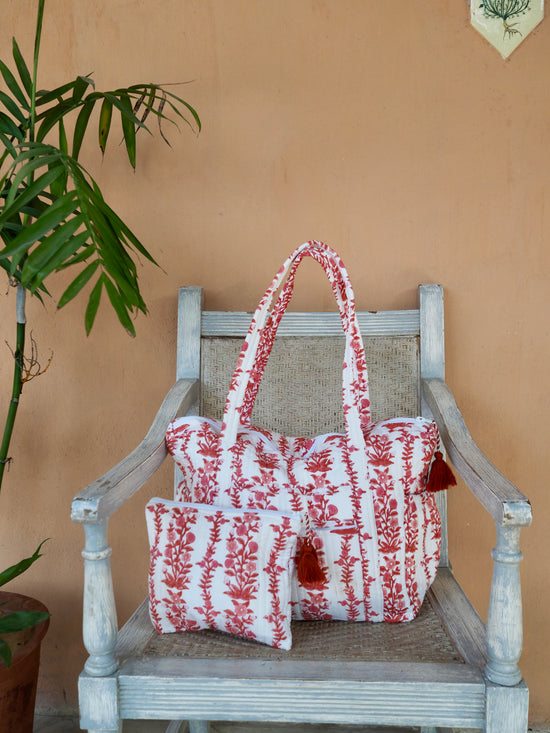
[201,310,421,337]
[166,722,188,733]
[177,287,203,377]
[82,522,118,677]
[79,674,121,732]
[116,672,485,728]
[71,379,198,523]
[485,525,525,686]
[177,288,202,417]
[422,378,531,527]
[196,725,445,733]
[427,568,488,670]
[189,723,210,733]
[419,285,445,382]
[486,680,529,732]
[120,654,481,684]
[419,284,448,567]
[115,598,156,664]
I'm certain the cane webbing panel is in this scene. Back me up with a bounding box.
[143,593,462,664]
[200,336,420,436]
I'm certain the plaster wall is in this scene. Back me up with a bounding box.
[0,0,548,724]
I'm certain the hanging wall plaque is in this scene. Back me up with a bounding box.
[471,1,544,58]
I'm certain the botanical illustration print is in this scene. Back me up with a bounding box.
[471,0,544,58]
[164,241,445,631]
[480,0,531,38]
[146,500,300,649]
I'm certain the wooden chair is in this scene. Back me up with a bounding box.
[71,283,532,733]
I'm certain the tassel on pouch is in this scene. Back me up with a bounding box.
[297,536,326,586]
[426,451,457,492]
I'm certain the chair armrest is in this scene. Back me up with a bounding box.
[71,378,199,525]
[422,378,532,527]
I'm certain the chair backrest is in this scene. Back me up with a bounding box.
[175,284,448,564]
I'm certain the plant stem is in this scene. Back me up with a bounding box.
[0,1,44,491]
[0,286,26,492]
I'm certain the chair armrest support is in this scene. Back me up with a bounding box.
[423,377,531,686]
[71,378,199,525]
[72,378,198,678]
[422,378,531,527]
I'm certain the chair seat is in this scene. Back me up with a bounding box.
[111,569,489,728]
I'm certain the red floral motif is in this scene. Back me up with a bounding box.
[159,506,201,631]
[263,517,296,648]
[194,511,229,625]
[223,514,261,639]
[333,531,362,621]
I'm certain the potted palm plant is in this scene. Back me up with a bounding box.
[0,1,200,728]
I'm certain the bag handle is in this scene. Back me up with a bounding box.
[218,241,370,454]
[239,244,370,429]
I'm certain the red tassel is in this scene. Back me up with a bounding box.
[426,451,457,492]
[297,537,326,587]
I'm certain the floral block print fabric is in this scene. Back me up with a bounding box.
[146,499,301,649]
[166,415,441,623]
[165,241,443,625]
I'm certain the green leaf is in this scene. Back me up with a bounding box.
[0,131,17,161]
[0,90,27,124]
[72,75,95,103]
[71,100,95,160]
[36,99,76,143]
[1,191,78,267]
[56,243,95,270]
[35,79,82,106]
[0,540,48,587]
[12,38,32,96]
[20,214,85,287]
[106,206,158,265]
[27,230,90,292]
[57,259,99,308]
[0,165,66,222]
[0,111,23,141]
[160,88,201,132]
[49,159,68,200]
[0,639,11,668]
[103,275,136,336]
[98,98,112,154]
[85,276,103,334]
[102,91,140,121]
[119,92,136,169]
[0,59,29,110]
[58,118,68,154]
[0,610,50,635]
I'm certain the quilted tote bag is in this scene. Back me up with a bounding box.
[167,241,453,623]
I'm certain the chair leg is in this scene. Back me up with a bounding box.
[486,680,529,733]
[166,722,209,733]
[189,722,210,733]
[166,722,188,733]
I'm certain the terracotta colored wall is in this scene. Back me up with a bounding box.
[1,0,548,723]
